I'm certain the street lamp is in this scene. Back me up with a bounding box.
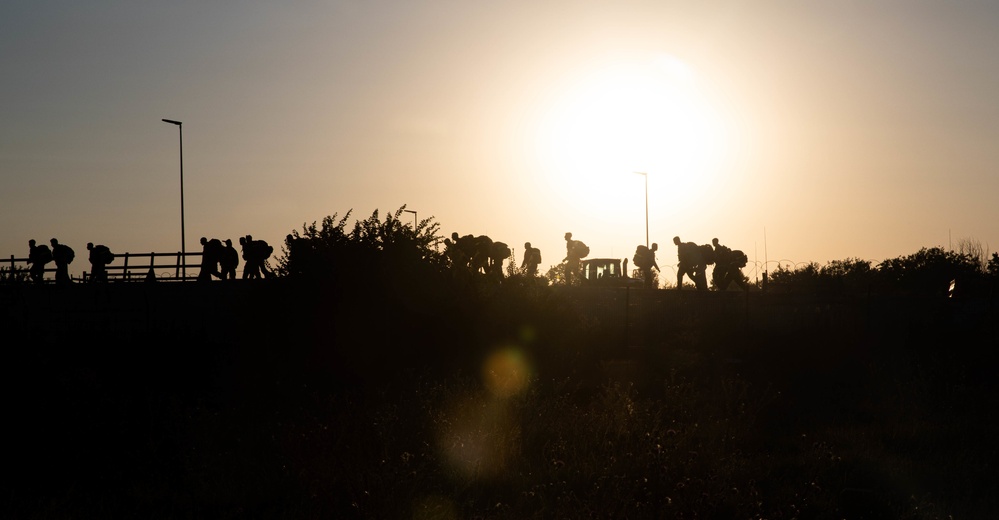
[633,172,648,248]
[162,118,186,279]
[404,209,417,229]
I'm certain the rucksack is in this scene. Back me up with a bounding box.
[491,242,511,261]
[572,241,589,259]
[54,244,74,264]
[256,241,273,259]
[633,245,650,268]
[732,250,748,268]
[33,245,53,264]
[699,244,715,265]
[533,248,542,264]
[94,245,114,265]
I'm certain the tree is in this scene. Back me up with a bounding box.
[876,247,980,297]
[955,237,989,273]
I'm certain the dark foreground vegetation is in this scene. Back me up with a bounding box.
[4,274,997,519]
[3,209,998,518]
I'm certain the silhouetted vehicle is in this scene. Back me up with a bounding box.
[580,258,642,287]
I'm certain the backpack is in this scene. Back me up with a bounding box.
[491,242,511,261]
[633,245,650,268]
[33,245,53,264]
[699,244,715,265]
[732,250,748,268]
[256,241,273,259]
[94,245,114,265]
[54,244,74,264]
[573,241,590,259]
[533,248,542,264]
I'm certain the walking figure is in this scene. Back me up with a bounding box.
[241,235,273,279]
[563,232,589,285]
[711,238,749,291]
[220,239,239,280]
[471,235,493,275]
[633,243,660,288]
[27,239,52,284]
[673,236,708,291]
[198,237,224,282]
[87,242,114,283]
[444,232,476,271]
[488,240,511,279]
[50,238,75,285]
[521,242,542,277]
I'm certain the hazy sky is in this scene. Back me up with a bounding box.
[4,1,998,279]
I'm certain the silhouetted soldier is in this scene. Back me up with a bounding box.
[673,236,707,291]
[470,235,493,275]
[50,238,74,285]
[240,235,273,279]
[249,235,274,278]
[27,239,52,284]
[711,238,749,291]
[443,233,462,269]
[521,242,542,276]
[633,243,660,288]
[87,242,114,283]
[563,232,589,285]
[240,236,258,279]
[220,239,239,280]
[444,232,475,270]
[198,237,224,282]
[488,241,511,278]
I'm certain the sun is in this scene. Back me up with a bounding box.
[532,55,731,218]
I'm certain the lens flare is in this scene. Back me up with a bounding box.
[482,347,531,399]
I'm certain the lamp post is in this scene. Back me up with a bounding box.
[633,172,648,248]
[404,209,417,229]
[161,118,186,279]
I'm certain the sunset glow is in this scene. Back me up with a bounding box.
[3,2,999,277]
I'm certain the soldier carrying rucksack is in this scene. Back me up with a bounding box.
[488,241,511,279]
[27,239,52,284]
[198,237,225,282]
[673,236,708,291]
[220,239,239,280]
[633,243,660,288]
[87,242,114,283]
[711,237,748,291]
[521,242,542,277]
[241,235,273,279]
[563,232,589,285]
[50,238,74,285]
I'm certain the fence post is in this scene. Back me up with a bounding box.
[176,252,182,280]
[123,252,131,281]
[148,252,156,281]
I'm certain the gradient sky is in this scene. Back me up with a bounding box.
[4,1,998,279]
